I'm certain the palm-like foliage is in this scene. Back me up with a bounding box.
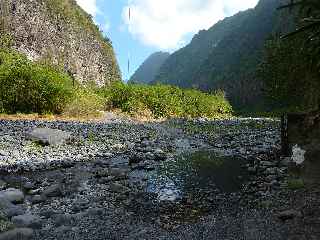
[278,0,320,70]
[279,0,320,37]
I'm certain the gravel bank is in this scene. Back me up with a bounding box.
[0,118,318,240]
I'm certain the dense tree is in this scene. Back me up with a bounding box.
[279,0,320,71]
[259,0,320,112]
[259,36,319,111]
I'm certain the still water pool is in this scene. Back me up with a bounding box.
[147,150,248,201]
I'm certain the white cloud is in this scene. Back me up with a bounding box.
[102,22,111,32]
[76,0,99,17]
[123,0,259,50]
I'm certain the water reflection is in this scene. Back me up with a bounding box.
[147,150,248,201]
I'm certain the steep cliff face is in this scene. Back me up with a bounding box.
[1,0,121,86]
[129,52,170,84]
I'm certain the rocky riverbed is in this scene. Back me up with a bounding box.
[0,117,319,240]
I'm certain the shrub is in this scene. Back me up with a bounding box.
[0,49,74,114]
[100,82,232,119]
[63,87,105,118]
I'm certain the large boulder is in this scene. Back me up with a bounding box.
[27,128,71,145]
[0,189,24,204]
[42,184,62,198]
[12,214,42,229]
[0,196,25,218]
[0,228,34,240]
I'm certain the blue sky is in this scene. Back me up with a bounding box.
[75,0,259,81]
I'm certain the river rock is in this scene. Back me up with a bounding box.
[42,184,62,198]
[12,214,42,229]
[26,128,71,145]
[22,182,35,191]
[31,195,46,204]
[0,189,24,204]
[109,183,130,193]
[0,228,34,240]
[52,214,74,227]
[109,168,128,180]
[277,210,302,221]
[0,180,7,190]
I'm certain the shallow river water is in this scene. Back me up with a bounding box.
[147,150,249,201]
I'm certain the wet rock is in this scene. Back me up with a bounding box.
[42,184,62,198]
[0,228,34,240]
[0,195,25,218]
[260,161,275,167]
[279,157,291,167]
[247,167,257,174]
[95,169,109,178]
[277,210,302,221]
[129,153,144,164]
[109,157,130,168]
[52,214,74,227]
[145,152,155,160]
[39,209,59,219]
[26,128,71,145]
[265,168,277,175]
[154,149,166,161]
[27,189,41,195]
[12,214,42,229]
[22,182,35,191]
[0,180,7,190]
[2,176,29,187]
[110,182,130,193]
[3,205,25,218]
[109,168,128,180]
[71,199,89,211]
[0,188,24,204]
[30,195,46,204]
[55,225,72,234]
[85,208,104,216]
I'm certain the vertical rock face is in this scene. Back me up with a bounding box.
[1,0,121,86]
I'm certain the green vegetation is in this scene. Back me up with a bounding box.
[153,0,280,111]
[63,87,104,118]
[259,37,319,112]
[260,1,320,113]
[278,0,320,72]
[0,46,231,119]
[100,82,232,119]
[287,178,305,190]
[0,49,74,114]
[0,34,13,49]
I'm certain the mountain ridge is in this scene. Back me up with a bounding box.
[151,0,290,110]
[129,51,170,84]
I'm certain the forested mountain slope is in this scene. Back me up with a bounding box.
[154,0,293,110]
[129,52,170,84]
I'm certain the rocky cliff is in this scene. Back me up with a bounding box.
[0,0,121,86]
